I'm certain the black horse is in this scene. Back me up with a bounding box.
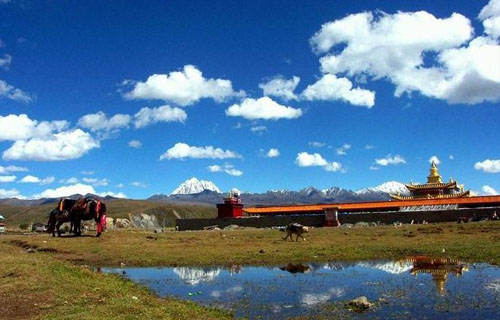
[69,197,107,237]
[47,199,77,237]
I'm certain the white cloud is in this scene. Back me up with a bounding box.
[0,165,28,174]
[266,148,280,158]
[83,177,109,187]
[40,176,55,185]
[32,183,96,199]
[365,144,375,150]
[250,125,267,134]
[479,0,500,39]
[449,154,455,160]
[0,188,25,199]
[375,154,406,166]
[0,114,68,141]
[259,76,300,101]
[336,143,351,155]
[297,152,328,167]
[123,65,244,106]
[0,54,12,70]
[128,140,142,148]
[369,165,379,171]
[133,105,187,128]
[309,141,326,148]
[474,159,500,173]
[482,185,498,195]
[208,165,222,172]
[130,181,147,188]
[81,171,94,175]
[60,177,79,184]
[324,162,343,172]
[0,175,16,183]
[160,142,241,160]
[296,152,343,172]
[429,155,441,165]
[0,80,33,103]
[3,129,99,161]
[208,163,243,176]
[225,167,243,177]
[115,183,124,188]
[301,74,375,107]
[225,97,302,120]
[98,191,127,198]
[20,175,40,183]
[310,6,500,105]
[78,111,131,133]
[19,175,53,185]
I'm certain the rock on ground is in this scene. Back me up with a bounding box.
[347,296,375,311]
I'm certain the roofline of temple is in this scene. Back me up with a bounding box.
[243,195,500,214]
[390,190,470,200]
[405,181,458,189]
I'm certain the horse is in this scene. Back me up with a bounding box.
[69,197,107,237]
[47,199,77,237]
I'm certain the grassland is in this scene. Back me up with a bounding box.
[1,221,499,319]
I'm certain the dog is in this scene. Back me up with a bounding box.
[282,223,310,242]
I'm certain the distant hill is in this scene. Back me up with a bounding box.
[0,198,216,227]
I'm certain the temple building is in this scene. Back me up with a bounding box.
[391,161,470,200]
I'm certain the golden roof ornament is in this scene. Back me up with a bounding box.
[427,160,442,184]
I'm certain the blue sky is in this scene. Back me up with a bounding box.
[0,0,499,199]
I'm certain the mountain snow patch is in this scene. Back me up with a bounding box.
[171,177,221,195]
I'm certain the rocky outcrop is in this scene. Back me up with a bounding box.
[129,213,160,229]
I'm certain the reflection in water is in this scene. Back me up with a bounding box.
[357,260,413,274]
[485,279,500,292]
[103,258,498,319]
[301,287,345,307]
[405,257,469,295]
[173,267,221,285]
[280,263,310,273]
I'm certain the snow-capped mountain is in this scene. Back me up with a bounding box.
[170,177,221,195]
[356,181,409,196]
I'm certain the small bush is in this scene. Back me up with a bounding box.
[19,223,29,230]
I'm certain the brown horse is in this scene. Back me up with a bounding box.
[70,197,107,237]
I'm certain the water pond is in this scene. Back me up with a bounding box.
[102,258,500,319]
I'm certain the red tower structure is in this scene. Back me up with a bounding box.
[217,192,244,218]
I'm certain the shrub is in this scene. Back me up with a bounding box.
[19,223,29,230]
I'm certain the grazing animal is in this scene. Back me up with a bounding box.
[282,223,310,242]
[47,199,77,237]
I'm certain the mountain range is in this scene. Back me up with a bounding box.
[0,177,410,207]
[148,178,410,206]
